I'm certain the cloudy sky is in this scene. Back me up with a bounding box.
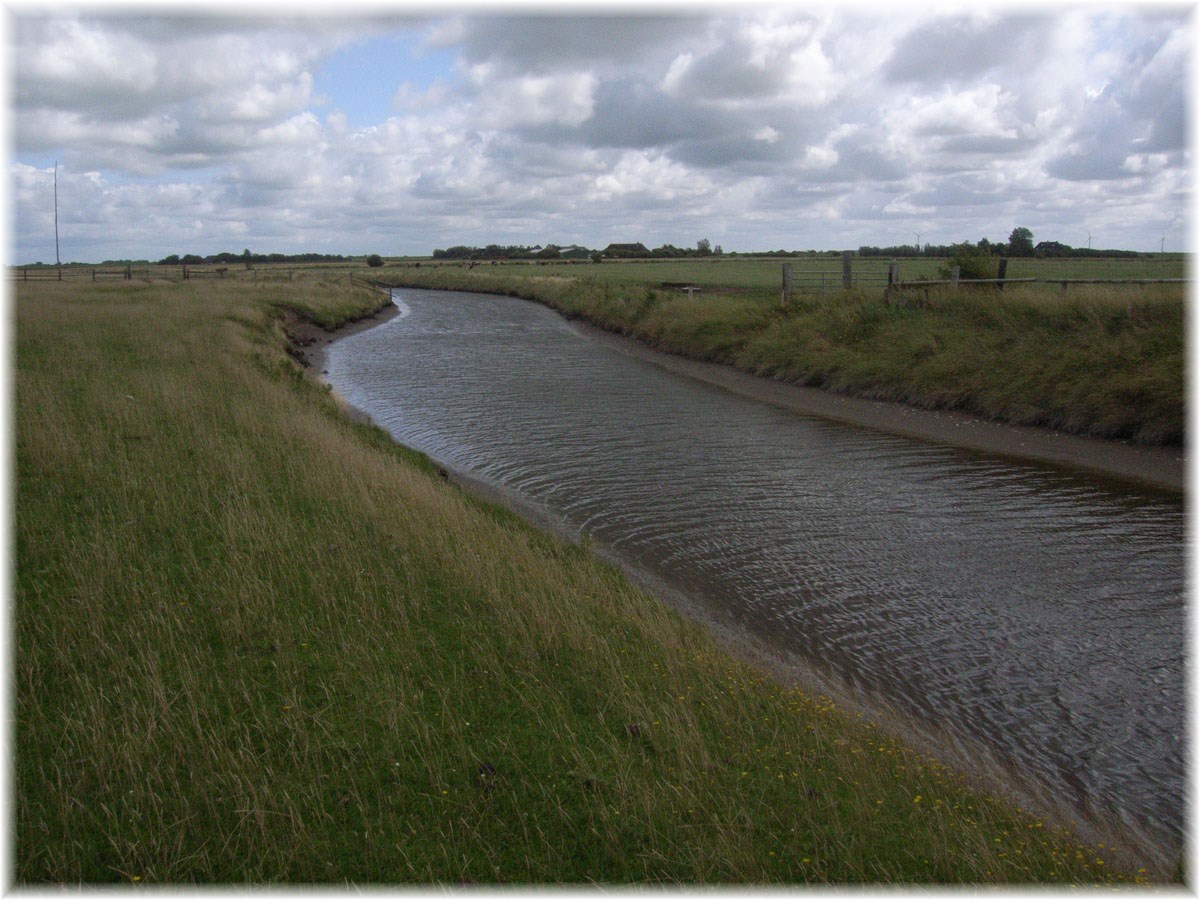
[7,2,1193,263]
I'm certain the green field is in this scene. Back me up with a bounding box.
[376,259,1186,445]
[15,275,1170,884]
[397,254,1187,291]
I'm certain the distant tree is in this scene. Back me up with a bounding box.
[1034,240,1072,257]
[590,251,604,264]
[366,254,384,267]
[696,238,712,256]
[159,254,181,265]
[1008,227,1034,257]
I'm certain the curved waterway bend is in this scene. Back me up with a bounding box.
[324,288,1184,863]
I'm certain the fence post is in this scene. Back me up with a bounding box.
[951,266,960,287]
[996,258,1008,290]
[91,269,96,281]
[842,250,852,290]
[781,263,792,306]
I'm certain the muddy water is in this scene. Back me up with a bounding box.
[324,288,1185,860]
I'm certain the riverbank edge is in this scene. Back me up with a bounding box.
[286,292,1181,877]
[572,319,1185,493]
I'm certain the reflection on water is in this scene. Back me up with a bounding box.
[326,288,1185,856]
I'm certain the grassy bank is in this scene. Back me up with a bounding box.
[15,277,1164,883]
[376,265,1184,445]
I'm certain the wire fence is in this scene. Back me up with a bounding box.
[778,254,1187,299]
[9,264,373,283]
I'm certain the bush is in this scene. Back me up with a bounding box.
[938,243,996,281]
[366,254,384,268]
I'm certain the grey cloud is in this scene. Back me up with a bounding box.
[668,37,792,102]
[908,175,1011,209]
[1128,36,1189,152]
[1043,17,1187,179]
[883,13,1049,85]
[579,79,720,149]
[1145,95,1186,152]
[1045,71,1183,181]
[448,15,704,73]
[520,74,827,174]
[667,132,797,171]
[935,134,1035,155]
[827,138,908,183]
[1044,149,1134,182]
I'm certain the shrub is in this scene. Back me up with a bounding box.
[938,243,997,281]
[366,254,384,268]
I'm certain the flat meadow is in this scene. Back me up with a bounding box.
[14,273,1172,883]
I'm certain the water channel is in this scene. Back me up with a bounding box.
[324,287,1185,863]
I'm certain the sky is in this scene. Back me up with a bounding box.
[6,2,1194,263]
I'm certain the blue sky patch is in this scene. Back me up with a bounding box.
[312,33,458,127]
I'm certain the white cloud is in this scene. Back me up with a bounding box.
[473,70,597,129]
[661,52,694,96]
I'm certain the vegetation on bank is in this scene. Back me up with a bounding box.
[375,264,1184,445]
[16,277,1167,884]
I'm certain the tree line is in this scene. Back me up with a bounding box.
[436,229,1158,262]
[859,228,1150,259]
[433,239,726,261]
[157,249,365,266]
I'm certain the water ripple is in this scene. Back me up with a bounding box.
[326,288,1185,854]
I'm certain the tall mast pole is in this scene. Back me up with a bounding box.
[54,161,61,271]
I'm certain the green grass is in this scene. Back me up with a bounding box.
[397,254,1186,288]
[375,263,1185,445]
[15,276,1170,883]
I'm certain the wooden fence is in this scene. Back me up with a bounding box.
[12,265,149,281]
[779,253,1188,303]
